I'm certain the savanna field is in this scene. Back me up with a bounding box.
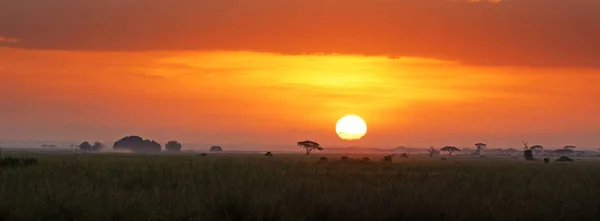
[1,151,600,221]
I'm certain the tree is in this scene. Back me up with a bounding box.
[564,145,576,150]
[165,141,183,152]
[474,143,487,156]
[428,147,439,158]
[91,141,105,151]
[521,141,535,160]
[530,145,544,154]
[297,140,323,155]
[441,146,460,155]
[209,146,223,152]
[79,141,92,151]
[113,136,162,153]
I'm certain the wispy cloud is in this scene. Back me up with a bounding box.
[0,36,19,44]
[0,0,598,67]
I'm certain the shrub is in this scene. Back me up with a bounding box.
[0,156,38,168]
[556,156,574,162]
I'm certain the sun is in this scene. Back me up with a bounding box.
[336,115,368,140]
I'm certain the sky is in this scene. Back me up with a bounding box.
[1,0,599,150]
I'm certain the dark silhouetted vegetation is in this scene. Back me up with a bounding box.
[556,156,574,162]
[382,154,395,162]
[209,146,223,152]
[0,156,38,168]
[474,143,487,156]
[79,141,93,151]
[165,141,182,152]
[113,136,161,153]
[521,141,535,160]
[0,152,599,220]
[441,146,460,155]
[264,152,273,157]
[297,140,323,155]
[319,157,328,162]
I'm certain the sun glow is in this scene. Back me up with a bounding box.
[336,115,368,140]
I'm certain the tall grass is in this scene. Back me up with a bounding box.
[1,154,599,220]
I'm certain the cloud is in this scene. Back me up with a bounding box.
[0,36,19,43]
[0,0,599,68]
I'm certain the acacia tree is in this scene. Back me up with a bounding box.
[521,141,535,160]
[474,143,487,156]
[441,146,460,155]
[530,145,544,155]
[165,141,183,152]
[297,140,323,155]
[428,147,439,158]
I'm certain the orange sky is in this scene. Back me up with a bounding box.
[1,47,599,149]
[1,0,599,149]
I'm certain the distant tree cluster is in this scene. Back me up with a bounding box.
[78,141,105,152]
[113,136,162,153]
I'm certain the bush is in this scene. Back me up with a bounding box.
[0,156,38,168]
[556,156,574,162]
[209,146,223,152]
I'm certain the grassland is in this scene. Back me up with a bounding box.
[1,151,600,221]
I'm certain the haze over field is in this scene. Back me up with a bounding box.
[1,0,599,149]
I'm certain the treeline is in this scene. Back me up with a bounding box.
[77,135,223,153]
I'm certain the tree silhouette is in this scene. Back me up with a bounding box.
[521,141,535,160]
[91,141,104,151]
[428,147,439,158]
[165,141,182,152]
[297,140,323,155]
[113,136,161,153]
[209,146,223,152]
[79,141,92,151]
[474,143,487,156]
[530,145,544,154]
[441,146,460,155]
[563,145,576,150]
[41,144,58,148]
[382,154,396,162]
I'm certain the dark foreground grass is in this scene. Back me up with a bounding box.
[1,154,600,221]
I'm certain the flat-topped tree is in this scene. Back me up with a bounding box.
[564,145,576,150]
[530,145,544,154]
[474,143,487,156]
[441,146,460,155]
[297,140,323,155]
